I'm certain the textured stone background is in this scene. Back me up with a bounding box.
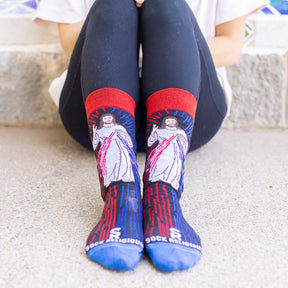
[225,48,288,128]
[0,44,68,126]
[0,45,287,128]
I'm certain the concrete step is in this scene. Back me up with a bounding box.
[226,47,288,128]
[0,15,59,45]
[0,44,68,126]
[248,15,288,48]
[0,10,288,128]
[0,43,287,128]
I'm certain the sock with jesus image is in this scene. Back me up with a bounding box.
[85,88,143,271]
[143,88,202,272]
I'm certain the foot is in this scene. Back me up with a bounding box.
[86,182,144,271]
[143,182,202,272]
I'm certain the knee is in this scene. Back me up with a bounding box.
[88,0,138,28]
[142,0,190,27]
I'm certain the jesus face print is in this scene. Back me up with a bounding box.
[162,116,178,129]
[99,113,116,128]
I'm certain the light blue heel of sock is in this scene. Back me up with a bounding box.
[146,243,201,272]
[87,243,143,271]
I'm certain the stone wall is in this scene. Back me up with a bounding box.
[0,44,68,126]
[0,5,287,128]
[0,44,287,128]
[225,47,288,128]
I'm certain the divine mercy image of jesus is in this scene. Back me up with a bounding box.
[146,116,189,190]
[92,113,136,187]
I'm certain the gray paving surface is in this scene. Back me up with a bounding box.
[0,127,287,288]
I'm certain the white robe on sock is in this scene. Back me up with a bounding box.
[93,125,135,186]
[147,128,188,191]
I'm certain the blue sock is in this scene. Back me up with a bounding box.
[84,92,143,271]
[143,90,201,272]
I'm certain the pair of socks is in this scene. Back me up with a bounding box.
[85,88,201,272]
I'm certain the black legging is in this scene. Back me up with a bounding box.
[59,0,227,152]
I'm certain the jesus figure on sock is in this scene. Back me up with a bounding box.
[146,116,188,191]
[92,113,135,188]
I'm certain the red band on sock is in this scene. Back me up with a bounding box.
[146,88,197,120]
[85,88,136,119]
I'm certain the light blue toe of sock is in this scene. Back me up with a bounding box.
[146,243,201,272]
[87,243,143,271]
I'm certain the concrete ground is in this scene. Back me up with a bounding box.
[0,126,287,288]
